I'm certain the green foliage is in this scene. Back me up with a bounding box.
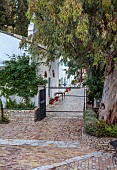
[71,79,77,85]
[15,0,29,36]
[84,75,103,101]
[5,98,35,109]
[84,109,97,118]
[84,109,98,136]
[0,0,29,36]
[27,0,117,72]
[0,54,47,103]
[84,63,104,102]
[0,0,6,30]
[84,109,117,137]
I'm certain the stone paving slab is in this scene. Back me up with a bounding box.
[0,139,81,148]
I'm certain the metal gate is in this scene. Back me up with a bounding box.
[37,88,46,121]
[46,86,87,114]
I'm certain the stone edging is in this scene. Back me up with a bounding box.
[0,139,81,148]
[32,151,102,170]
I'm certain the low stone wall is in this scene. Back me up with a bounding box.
[82,128,116,152]
[4,107,39,123]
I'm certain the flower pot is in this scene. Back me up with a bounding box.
[49,99,54,105]
[55,96,59,101]
[69,87,71,91]
[65,88,69,92]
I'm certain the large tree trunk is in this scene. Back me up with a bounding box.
[98,55,117,125]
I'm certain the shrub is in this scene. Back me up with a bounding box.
[104,124,117,137]
[5,98,35,109]
[0,55,47,104]
[84,109,117,137]
[84,109,97,118]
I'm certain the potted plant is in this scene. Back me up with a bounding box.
[49,98,55,104]
[65,88,69,92]
[55,96,59,101]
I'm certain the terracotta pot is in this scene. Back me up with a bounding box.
[49,99,54,104]
[65,88,69,92]
[55,96,59,101]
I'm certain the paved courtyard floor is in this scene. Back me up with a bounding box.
[0,89,116,169]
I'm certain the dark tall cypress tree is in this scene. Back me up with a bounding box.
[15,0,29,36]
[4,0,16,31]
[0,0,29,37]
[0,0,16,32]
[0,0,6,30]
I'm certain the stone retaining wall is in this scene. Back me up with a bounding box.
[82,128,116,152]
[4,107,39,123]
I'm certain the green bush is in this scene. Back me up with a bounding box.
[84,109,97,118]
[84,109,117,137]
[0,55,47,104]
[6,98,17,109]
[105,124,117,137]
[5,98,35,109]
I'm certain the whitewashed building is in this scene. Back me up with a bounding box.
[0,25,74,107]
[0,31,27,66]
[59,58,74,87]
[0,30,29,107]
[28,22,74,103]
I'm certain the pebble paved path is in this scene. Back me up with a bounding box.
[0,88,116,170]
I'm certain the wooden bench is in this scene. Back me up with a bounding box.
[54,91,65,100]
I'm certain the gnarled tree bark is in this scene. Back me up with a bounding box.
[98,54,117,125]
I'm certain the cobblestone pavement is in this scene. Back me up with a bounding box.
[0,88,116,170]
[0,145,96,170]
[0,118,83,141]
[33,152,117,170]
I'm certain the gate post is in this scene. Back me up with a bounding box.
[36,85,46,121]
[83,87,87,112]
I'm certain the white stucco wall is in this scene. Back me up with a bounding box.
[0,31,27,66]
[0,25,74,108]
[49,59,59,98]
[36,58,59,105]
[0,31,29,107]
[59,59,74,88]
[27,22,72,105]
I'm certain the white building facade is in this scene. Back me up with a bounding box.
[0,24,74,107]
[0,31,29,107]
[0,31,26,66]
[28,22,75,101]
